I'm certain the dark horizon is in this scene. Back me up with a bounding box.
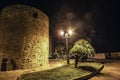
[0,0,120,52]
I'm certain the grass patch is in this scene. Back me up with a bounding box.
[18,62,103,80]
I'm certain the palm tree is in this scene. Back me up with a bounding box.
[70,39,95,67]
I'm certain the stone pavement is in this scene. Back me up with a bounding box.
[89,60,120,80]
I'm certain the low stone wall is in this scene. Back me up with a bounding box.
[91,52,120,59]
[111,52,120,58]
[90,53,105,59]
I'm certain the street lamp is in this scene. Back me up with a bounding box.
[60,30,73,64]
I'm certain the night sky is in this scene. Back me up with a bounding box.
[0,0,120,52]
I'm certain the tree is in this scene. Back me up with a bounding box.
[52,50,60,59]
[55,44,65,59]
[70,39,95,67]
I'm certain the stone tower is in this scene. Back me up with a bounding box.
[0,5,49,70]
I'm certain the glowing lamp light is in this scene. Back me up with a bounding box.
[60,31,64,36]
[68,30,73,36]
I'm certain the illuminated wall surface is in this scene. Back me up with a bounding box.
[0,5,49,70]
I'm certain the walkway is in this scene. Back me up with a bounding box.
[0,59,120,80]
[89,60,120,80]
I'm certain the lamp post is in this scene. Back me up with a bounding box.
[60,30,72,64]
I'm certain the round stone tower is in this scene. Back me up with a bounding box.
[0,5,49,70]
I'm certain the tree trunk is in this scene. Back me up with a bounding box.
[75,55,79,68]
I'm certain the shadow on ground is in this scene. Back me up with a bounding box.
[78,66,97,72]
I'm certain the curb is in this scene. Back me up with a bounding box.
[74,65,104,80]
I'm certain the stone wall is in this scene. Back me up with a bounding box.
[106,52,120,59]
[111,52,120,58]
[91,53,105,59]
[0,5,49,70]
[90,52,120,59]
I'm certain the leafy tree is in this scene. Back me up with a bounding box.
[70,39,95,67]
[55,44,65,59]
[52,50,60,59]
